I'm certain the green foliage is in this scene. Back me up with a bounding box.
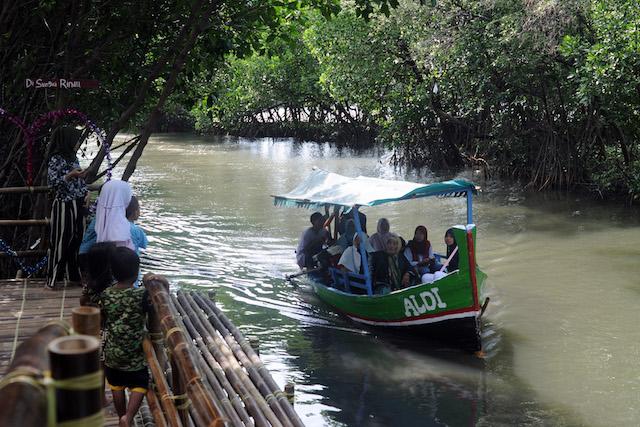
[195,0,640,198]
[4,0,638,198]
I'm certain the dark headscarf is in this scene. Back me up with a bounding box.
[445,228,459,270]
[50,126,83,161]
[86,242,116,295]
[407,225,430,262]
[336,219,356,249]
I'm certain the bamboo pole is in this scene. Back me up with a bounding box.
[0,322,70,427]
[171,357,190,427]
[48,335,102,426]
[0,219,50,226]
[0,185,50,194]
[175,292,274,427]
[148,305,168,372]
[142,338,182,427]
[71,306,101,337]
[194,294,304,427]
[146,387,169,427]
[0,249,47,258]
[0,184,99,194]
[196,356,250,427]
[178,292,284,427]
[189,293,295,427]
[170,294,253,427]
[144,276,225,427]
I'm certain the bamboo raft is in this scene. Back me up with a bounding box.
[0,276,303,427]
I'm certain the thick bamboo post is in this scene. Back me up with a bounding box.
[170,295,253,427]
[285,383,295,406]
[179,292,283,427]
[189,293,293,427]
[71,306,101,337]
[195,294,304,427]
[248,336,260,356]
[148,311,168,376]
[144,276,225,427]
[0,322,70,427]
[146,388,169,427]
[142,338,182,427]
[171,358,190,427]
[48,335,102,426]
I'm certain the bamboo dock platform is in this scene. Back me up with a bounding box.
[0,276,304,427]
[0,278,122,426]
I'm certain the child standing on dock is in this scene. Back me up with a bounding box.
[98,246,151,427]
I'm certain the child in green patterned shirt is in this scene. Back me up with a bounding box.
[99,247,151,427]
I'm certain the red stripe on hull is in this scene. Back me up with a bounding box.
[340,305,478,323]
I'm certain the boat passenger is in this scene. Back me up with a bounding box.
[422,229,459,283]
[403,225,435,275]
[296,212,330,269]
[337,234,364,274]
[369,218,392,252]
[335,219,356,250]
[98,247,150,427]
[443,228,459,272]
[337,209,367,235]
[369,233,415,293]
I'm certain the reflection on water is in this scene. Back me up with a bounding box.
[119,134,639,426]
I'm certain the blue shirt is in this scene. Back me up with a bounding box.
[129,222,149,255]
[79,218,148,255]
[79,218,97,254]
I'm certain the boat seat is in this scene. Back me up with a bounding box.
[329,267,368,294]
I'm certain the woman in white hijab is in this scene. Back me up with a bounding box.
[338,234,363,274]
[95,180,135,250]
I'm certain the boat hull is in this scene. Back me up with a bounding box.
[309,267,487,352]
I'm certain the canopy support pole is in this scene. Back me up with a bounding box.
[352,206,372,296]
[466,191,473,225]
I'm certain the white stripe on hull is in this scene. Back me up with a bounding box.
[347,310,479,327]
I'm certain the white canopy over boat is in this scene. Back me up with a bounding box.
[272,169,476,209]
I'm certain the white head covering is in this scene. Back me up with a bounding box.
[337,234,362,273]
[95,180,134,250]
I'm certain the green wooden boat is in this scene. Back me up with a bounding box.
[274,169,487,351]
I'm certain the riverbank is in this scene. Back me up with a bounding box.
[153,117,640,203]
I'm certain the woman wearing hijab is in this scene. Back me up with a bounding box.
[403,225,435,275]
[337,234,364,274]
[46,126,88,289]
[369,233,415,292]
[368,218,391,252]
[423,229,459,283]
[443,228,459,272]
[336,219,356,250]
[95,180,135,250]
